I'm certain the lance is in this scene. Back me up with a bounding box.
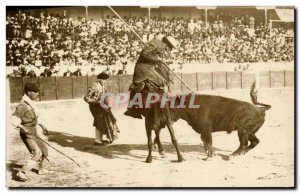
[107,6,194,93]
[10,122,81,168]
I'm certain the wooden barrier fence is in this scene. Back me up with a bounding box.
[8,70,294,103]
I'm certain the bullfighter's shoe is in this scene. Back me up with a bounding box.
[94,140,103,145]
[16,171,28,182]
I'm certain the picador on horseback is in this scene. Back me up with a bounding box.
[124,36,185,163]
[124,36,177,121]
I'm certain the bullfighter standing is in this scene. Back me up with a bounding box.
[84,72,119,145]
[10,83,50,182]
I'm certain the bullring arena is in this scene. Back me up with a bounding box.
[6,65,295,187]
[6,6,294,187]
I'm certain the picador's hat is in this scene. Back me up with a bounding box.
[24,83,40,93]
[162,36,179,49]
[97,72,109,80]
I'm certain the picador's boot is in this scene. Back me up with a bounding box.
[124,108,142,119]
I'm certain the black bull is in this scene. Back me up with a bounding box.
[138,85,271,163]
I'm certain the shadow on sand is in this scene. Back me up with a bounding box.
[46,131,231,162]
[6,161,26,182]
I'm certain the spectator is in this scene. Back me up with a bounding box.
[87,67,97,76]
[63,68,73,77]
[117,65,127,75]
[73,68,82,76]
[40,68,52,77]
[8,69,21,78]
[27,69,37,78]
[6,11,294,77]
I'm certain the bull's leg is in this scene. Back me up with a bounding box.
[166,123,184,162]
[244,133,260,153]
[231,130,249,156]
[201,132,213,160]
[154,129,164,156]
[145,122,153,163]
[244,120,264,153]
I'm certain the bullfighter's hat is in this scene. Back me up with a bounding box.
[97,72,109,80]
[24,82,40,93]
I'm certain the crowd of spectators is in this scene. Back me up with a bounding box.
[6,10,294,77]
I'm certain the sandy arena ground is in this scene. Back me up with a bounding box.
[6,88,294,187]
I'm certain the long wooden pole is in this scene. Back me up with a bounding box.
[107,6,194,93]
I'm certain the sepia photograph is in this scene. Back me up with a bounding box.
[5,5,295,188]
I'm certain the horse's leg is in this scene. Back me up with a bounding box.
[145,118,153,163]
[154,129,164,156]
[166,122,184,162]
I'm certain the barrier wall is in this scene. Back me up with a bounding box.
[9,70,294,103]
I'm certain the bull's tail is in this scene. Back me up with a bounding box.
[250,81,271,112]
[258,105,271,112]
